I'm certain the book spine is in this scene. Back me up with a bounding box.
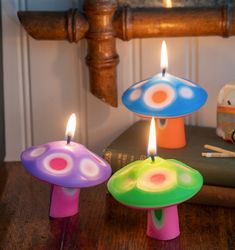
[103,149,147,172]
[187,185,235,208]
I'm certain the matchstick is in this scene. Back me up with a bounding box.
[204,144,235,157]
[201,152,235,158]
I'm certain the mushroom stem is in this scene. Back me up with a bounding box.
[147,205,180,240]
[156,117,186,149]
[49,185,80,218]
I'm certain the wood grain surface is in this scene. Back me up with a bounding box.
[0,162,235,249]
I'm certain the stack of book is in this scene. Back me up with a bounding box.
[103,120,235,207]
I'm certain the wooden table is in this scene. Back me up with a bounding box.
[0,162,235,250]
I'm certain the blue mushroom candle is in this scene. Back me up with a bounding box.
[122,41,208,148]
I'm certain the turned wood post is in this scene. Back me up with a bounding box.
[17,9,88,42]
[113,5,234,40]
[17,1,235,107]
[84,0,119,107]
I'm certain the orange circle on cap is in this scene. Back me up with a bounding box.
[152,90,167,103]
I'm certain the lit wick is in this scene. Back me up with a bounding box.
[150,154,155,163]
[148,117,157,163]
[162,68,166,77]
[65,113,76,145]
[161,40,168,77]
[67,135,72,145]
[164,0,172,8]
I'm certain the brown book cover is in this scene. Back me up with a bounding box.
[103,120,235,188]
[188,185,235,208]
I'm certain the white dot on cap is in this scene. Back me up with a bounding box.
[129,89,141,101]
[179,87,193,99]
[30,147,46,157]
[179,173,192,184]
[80,159,100,178]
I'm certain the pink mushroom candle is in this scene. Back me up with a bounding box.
[21,114,112,218]
[107,118,203,240]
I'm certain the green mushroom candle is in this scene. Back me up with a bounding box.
[107,118,203,240]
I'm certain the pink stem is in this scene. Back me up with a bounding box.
[147,205,180,240]
[49,185,80,218]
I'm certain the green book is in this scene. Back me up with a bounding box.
[103,120,235,188]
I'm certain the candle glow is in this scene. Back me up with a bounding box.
[147,117,157,158]
[164,0,172,8]
[65,113,76,142]
[161,40,168,74]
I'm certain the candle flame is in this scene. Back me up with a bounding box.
[147,117,157,157]
[65,113,76,140]
[161,40,168,73]
[164,0,172,8]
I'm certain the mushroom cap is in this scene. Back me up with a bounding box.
[107,157,203,209]
[21,141,112,188]
[122,73,208,118]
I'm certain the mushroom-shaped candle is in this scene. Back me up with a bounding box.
[107,118,203,240]
[122,41,208,148]
[21,114,111,218]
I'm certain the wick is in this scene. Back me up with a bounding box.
[227,100,231,105]
[162,68,166,77]
[66,135,71,145]
[150,154,155,162]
